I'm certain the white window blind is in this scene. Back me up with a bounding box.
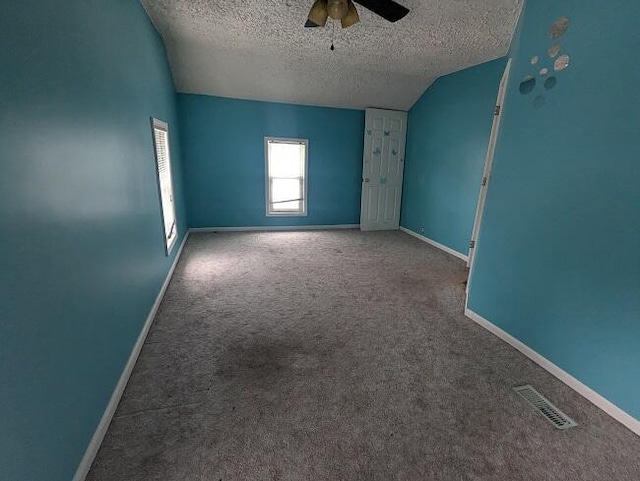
[152,119,177,253]
[265,138,308,216]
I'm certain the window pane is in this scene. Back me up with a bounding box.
[272,200,302,212]
[161,184,174,235]
[266,138,306,216]
[271,178,301,204]
[153,120,177,251]
[269,143,304,178]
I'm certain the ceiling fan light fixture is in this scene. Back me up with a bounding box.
[341,1,360,28]
[304,0,410,28]
[307,0,328,27]
[327,0,349,20]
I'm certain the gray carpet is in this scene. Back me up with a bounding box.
[87,230,640,481]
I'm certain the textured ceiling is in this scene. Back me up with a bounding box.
[140,0,523,110]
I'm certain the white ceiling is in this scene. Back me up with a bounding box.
[141,0,523,110]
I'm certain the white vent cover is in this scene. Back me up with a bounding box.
[514,385,578,429]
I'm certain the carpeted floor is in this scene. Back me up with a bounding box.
[87,230,640,481]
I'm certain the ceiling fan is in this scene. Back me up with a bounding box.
[305,0,410,29]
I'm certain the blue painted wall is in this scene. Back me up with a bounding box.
[468,0,640,419]
[178,95,364,228]
[0,2,186,480]
[400,58,506,255]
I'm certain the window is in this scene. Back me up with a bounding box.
[265,137,308,216]
[151,118,178,254]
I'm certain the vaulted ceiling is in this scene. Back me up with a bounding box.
[141,0,523,110]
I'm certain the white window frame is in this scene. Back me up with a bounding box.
[151,118,178,255]
[264,137,308,217]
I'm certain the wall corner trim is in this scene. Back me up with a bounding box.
[190,224,360,233]
[72,231,191,481]
[464,307,640,437]
[399,226,468,262]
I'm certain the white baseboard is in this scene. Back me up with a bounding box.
[191,224,360,232]
[399,226,468,262]
[464,307,640,437]
[72,231,191,481]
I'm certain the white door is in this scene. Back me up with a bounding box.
[467,59,512,272]
[360,108,408,231]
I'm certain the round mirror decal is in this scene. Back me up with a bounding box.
[531,55,539,65]
[544,76,558,90]
[554,54,570,71]
[533,95,546,108]
[519,76,536,95]
[540,68,549,76]
[548,44,561,58]
[550,16,569,38]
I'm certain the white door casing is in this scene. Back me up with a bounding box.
[360,108,408,231]
[467,59,512,277]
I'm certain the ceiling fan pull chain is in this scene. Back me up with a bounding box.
[330,20,335,51]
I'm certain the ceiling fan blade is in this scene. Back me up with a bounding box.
[353,0,409,22]
[341,1,360,28]
[306,0,328,27]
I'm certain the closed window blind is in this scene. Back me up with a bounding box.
[152,119,177,253]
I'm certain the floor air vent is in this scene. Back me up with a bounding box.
[513,385,577,430]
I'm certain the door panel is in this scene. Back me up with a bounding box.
[360,108,408,231]
[384,185,399,221]
[366,185,380,222]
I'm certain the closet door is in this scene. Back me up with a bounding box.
[360,108,407,231]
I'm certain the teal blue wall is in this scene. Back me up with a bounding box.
[0,1,186,480]
[178,94,364,228]
[468,0,640,419]
[400,58,506,255]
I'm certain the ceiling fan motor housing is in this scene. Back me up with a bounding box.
[306,0,408,29]
[327,0,349,19]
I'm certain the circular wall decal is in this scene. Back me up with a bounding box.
[548,44,561,58]
[531,55,539,65]
[554,54,570,71]
[544,76,558,90]
[533,95,546,108]
[540,68,549,76]
[550,16,569,38]
[519,76,536,95]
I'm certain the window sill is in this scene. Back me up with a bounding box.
[165,232,178,256]
[266,212,308,217]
